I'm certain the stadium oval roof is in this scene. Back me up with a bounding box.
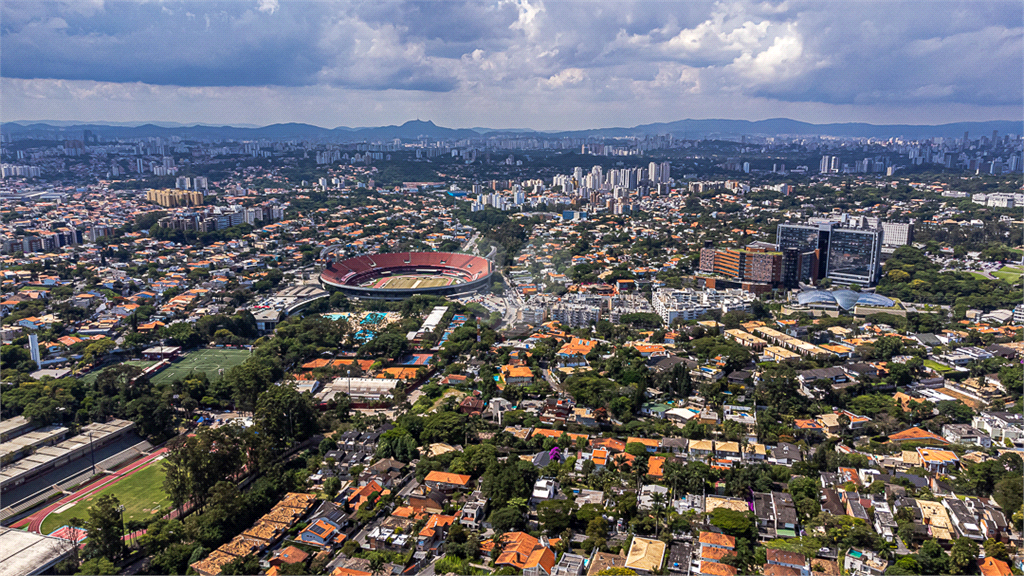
[796,289,894,310]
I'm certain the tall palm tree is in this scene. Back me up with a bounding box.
[650,492,668,539]
[369,556,386,576]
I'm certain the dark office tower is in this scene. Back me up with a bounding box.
[781,248,802,288]
[777,222,832,281]
[826,227,883,286]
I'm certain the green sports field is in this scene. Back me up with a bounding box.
[41,462,171,535]
[992,266,1024,284]
[81,360,157,386]
[150,348,251,385]
[373,275,457,290]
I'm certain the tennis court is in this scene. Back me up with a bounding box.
[150,348,251,385]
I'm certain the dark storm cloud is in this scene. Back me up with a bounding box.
[1,0,1020,107]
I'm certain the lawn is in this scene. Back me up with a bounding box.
[150,348,251,386]
[992,266,1024,284]
[80,360,157,386]
[41,461,170,535]
[923,359,953,373]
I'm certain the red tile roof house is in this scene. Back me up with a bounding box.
[416,514,457,552]
[423,470,472,493]
[270,545,309,568]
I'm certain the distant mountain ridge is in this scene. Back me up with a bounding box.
[4,117,1021,141]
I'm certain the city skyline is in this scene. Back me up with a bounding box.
[2,0,1021,130]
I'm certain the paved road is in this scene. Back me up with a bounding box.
[397,479,421,498]
[419,558,438,576]
[19,447,169,534]
[461,232,481,255]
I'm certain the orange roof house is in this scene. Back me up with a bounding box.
[524,547,556,574]
[531,428,589,443]
[893,392,924,412]
[332,568,371,576]
[699,532,736,548]
[647,456,666,478]
[888,426,949,444]
[590,438,626,453]
[701,561,739,576]
[423,471,472,490]
[978,557,1012,576]
[347,480,385,510]
[490,532,554,570]
[625,437,661,452]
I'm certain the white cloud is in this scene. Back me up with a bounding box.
[0,0,1020,127]
[545,68,586,87]
[256,0,278,15]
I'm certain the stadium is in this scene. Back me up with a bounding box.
[320,251,494,300]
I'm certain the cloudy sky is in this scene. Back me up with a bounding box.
[2,0,1021,130]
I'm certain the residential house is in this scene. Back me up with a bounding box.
[766,549,809,576]
[972,412,1024,444]
[407,487,446,514]
[769,443,802,466]
[491,532,554,573]
[716,441,741,463]
[459,395,485,416]
[689,439,715,461]
[532,478,558,503]
[422,471,472,493]
[626,437,661,453]
[501,364,535,386]
[638,484,670,511]
[416,514,456,553]
[490,397,514,424]
[963,497,1010,541]
[942,424,992,448]
[754,492,799,540]
[698,532,737,576]
[844,549,888,576]
[297,517,342,548]
[523,547,557,576]
[346,480,385,512]
[943,497,984,541]
[367,521,413,553]
[269,546,309,568]
[978,557,1013,576]
[574,489,604,508]
[587,551,626,576]
[917,447,960,474]
[888,426,950,445]
[873,510,898,542]
[659,437,688,454]
[550,553,587,576]
[461,491,489,530]
[625,536,667,575]
[744,443,767,463]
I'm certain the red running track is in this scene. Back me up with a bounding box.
[14,447,169,534]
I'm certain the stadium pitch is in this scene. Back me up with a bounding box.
[368,275,458,290]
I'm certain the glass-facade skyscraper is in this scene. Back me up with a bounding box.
[777,222,882,286]
[825,228,883,286]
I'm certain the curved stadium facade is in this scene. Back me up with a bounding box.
[320,252,494,300]
[796,289,895,311]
